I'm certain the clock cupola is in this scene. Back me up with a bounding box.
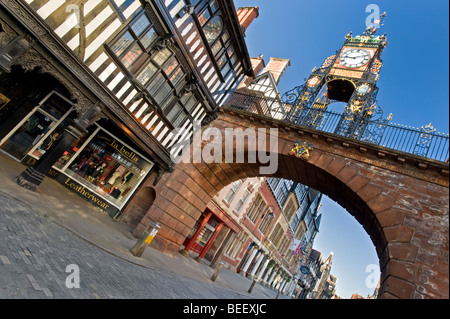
[283,12,389,137]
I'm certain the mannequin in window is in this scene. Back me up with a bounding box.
[121,171,134,184]
[90,162,107,181]
[108,170,122,185]
[78,155,95,177]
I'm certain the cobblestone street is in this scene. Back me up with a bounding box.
[0,191,286,300]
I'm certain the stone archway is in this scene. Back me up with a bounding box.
[124,108,449,299]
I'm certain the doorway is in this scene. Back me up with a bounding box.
[0,90,73,161]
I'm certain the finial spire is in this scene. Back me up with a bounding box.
[364,11,387,36]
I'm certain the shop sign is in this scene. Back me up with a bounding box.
[96,132,142,165]
[55,174,119,216]
[22,155,60,178]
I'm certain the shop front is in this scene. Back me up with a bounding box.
[183,211,223,255]
[49,121,155,216]
[0,90,74,162]
[0,89,155,216]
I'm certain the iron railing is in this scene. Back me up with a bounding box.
[225,92,449,163]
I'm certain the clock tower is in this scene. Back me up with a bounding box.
[283,13,389,138]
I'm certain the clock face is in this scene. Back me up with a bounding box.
[339,49,371,68]
[356,83,371,95]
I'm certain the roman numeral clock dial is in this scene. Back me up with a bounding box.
[339,49,370,68]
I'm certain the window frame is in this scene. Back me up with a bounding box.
[224,180,242,204]
[225,231,248,260]
[191,0,237,81]
[284,197,297,222]
[109,14,207,130]
[234,187,250,214]
[108,11,160,75]
[258,206,273,235]
[269,223,283,248]
[246,193,266,224]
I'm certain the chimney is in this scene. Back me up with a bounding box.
[251,54,266,77]
[238,55,265,88]
[237,7,259,31]
[262,57,291,85]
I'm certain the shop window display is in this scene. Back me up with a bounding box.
[56,126,154,209]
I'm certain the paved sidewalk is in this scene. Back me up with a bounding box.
[0,153,290,299]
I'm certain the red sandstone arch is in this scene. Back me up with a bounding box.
[122,110,449,299]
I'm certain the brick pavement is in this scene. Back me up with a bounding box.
[0,154,290,300]
[0,191,277,299]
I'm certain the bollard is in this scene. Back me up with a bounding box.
[130,222,160,257]
[248,279,257,294]
[275,287,281,299]
[210,261,225,282]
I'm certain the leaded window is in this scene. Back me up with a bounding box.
[224,180,242,204]
[269,223,283,248]
[192,0,236,79]
[110,11,158,72]
[203,15,223,44]
[134,48,187,121]
[258,207,273,235]
[225,231,248,260]
[235,188,250,213]
[284,198,297,222]
[167,93,198,128]
[109,9,206,130]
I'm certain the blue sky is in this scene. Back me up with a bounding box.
[233,0,449,298]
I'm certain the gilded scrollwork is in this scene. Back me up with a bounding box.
[289,141,314,160]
